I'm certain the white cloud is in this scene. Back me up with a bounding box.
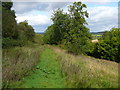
[16,11,51,25]
[12,2,40,14]
[87,6,118,32]
[11,1,118,32]
[88,6,118,22]
[11,0,119,2]
[12,2,70,32]
[12,2,70,14]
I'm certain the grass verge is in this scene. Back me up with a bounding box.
[51,46,118,88]
[2,44,44,88]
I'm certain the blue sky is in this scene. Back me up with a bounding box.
[85,2,118,7]
[12,0,119,33]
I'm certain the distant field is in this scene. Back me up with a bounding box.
[92,34,102,39]
[92,34,102,36]
[91,31,104,39]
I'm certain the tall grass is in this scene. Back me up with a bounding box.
[2,44,44,88]
[52,46,118,88]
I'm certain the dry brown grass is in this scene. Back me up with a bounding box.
[51,46,118,88]
[2,45,44,83]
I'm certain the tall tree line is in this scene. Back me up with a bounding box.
[2,2,35,48]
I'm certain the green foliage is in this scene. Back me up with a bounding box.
[2,2,35,48]
[43,25,56,44]
[2,38,25,48]
[64,2,92,54]
[92,28,120,62]
[2,2,13,10]
[2,20,35,48]
[34,34,44,45]
[17,20,35,42]
[44,1,92,54]
[2,2,18,39]
[44,9,70,44]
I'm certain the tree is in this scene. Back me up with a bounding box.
[2,2,18,39]
[18,20,35,42]
[44,1,92,54]
[2,2,35,48]
[64,2,92,54]
[44,8,70,44]
[2,2,13,10]
[43,25,55,44]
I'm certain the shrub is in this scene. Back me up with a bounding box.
[92,28,120,62]
[2,38,25,48]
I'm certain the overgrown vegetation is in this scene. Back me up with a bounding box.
[2,44,44,88]
[3,46,118,88]
[52,46,118,88]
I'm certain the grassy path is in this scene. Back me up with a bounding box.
[4,46,118,88]
[17,48,65,88]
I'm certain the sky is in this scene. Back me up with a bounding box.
[11,0,119,33]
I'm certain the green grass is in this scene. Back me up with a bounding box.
[10,48,66,88]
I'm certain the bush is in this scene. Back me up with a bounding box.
[2,38,25,48]
[43,25,56,44]
[17,20,35,42]
[92,28,120,62]
[34,34,44,45]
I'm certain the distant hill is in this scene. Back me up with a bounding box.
[36,31,105,35]
[36,32,45,35]
[91,31,105,39]
[90,31,105,35]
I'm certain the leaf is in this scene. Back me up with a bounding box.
[82,4,87,8]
